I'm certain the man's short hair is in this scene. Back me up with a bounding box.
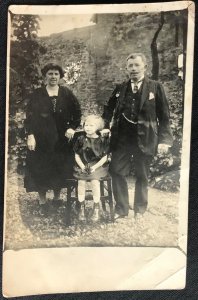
[126,53,147,65]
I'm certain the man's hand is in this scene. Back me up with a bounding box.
[157,144,170,155]
[100,128,111,137]
[65,128,75,140]
[27,134,36,151]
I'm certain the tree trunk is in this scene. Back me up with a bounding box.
[175,19,179,47]
[151,12,165,80]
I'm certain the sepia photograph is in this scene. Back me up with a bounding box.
[3,2,194,297]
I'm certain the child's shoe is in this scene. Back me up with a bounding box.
[91,203,100,222]
[78,201,86,221]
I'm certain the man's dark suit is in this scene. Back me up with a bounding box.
[103,76,173,216]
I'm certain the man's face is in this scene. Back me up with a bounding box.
[126,56,147,81]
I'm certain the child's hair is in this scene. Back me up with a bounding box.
[84,114,105,131]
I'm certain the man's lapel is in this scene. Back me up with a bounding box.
[118,77,151,112]
[139,76,150,111]
[119,80,129,103]
[114,80,129,114]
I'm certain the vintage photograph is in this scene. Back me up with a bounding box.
[2,2,194,296]
[4,4,191,250]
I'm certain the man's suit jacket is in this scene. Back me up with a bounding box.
[103,76,173,155]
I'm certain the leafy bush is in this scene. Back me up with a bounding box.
[149,79,183,191]
[8,12,185,193]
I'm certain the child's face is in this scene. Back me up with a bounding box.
[84,119,98,135]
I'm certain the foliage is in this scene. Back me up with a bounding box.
[9,14,46,114]
[10,14,46,96]
[110,11,185,191]
[149,79,184,191]
[8,14,83,173]
[8,12,186,193]
[8,115,27,175]
[151,12,165,80]
[62,61,82,85]
[11,14,40,40]
[111,13,159,41]
[9,14,46,172]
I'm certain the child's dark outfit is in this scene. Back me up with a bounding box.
[73,132,110,180]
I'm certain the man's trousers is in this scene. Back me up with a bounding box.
[110,117,152,216]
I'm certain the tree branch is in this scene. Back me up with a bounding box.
[151,12,165,80]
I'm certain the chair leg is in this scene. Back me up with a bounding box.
[100,180,106,212]
[107,179,114,221]
[66,185,72,225]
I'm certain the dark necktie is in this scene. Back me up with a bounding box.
[133,83,139,93]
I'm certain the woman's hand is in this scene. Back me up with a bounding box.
[27,134,36,151]
[65,128,75,140]
[81,165,86,172]
[100,128,111,137]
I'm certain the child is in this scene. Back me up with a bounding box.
[73,115,110,222]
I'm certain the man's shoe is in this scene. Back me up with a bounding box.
[134,212,144,222]
[114,213,127,220]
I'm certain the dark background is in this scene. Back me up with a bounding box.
[0,0,197,299]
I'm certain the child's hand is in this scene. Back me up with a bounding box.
[90,166,96,173]
[81,165,86,172]
[83,164,91,174]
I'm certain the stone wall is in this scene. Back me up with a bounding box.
[41,12,184,116]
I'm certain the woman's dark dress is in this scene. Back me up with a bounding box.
[24,86,81,192]
[73,133,110,180]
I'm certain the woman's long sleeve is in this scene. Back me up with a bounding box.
[24,93,35,135]
[69,91,81,129]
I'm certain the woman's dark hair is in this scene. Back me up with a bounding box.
[41,63,65,78]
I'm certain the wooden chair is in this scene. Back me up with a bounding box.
[65,176,114,223]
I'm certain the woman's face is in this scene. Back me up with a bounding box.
[45,69,61,86]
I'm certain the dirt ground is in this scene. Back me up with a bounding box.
[4,173,179,250]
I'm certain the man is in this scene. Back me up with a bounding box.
[102,53,173,220]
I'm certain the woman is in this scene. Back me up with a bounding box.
[24,63,81,214]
